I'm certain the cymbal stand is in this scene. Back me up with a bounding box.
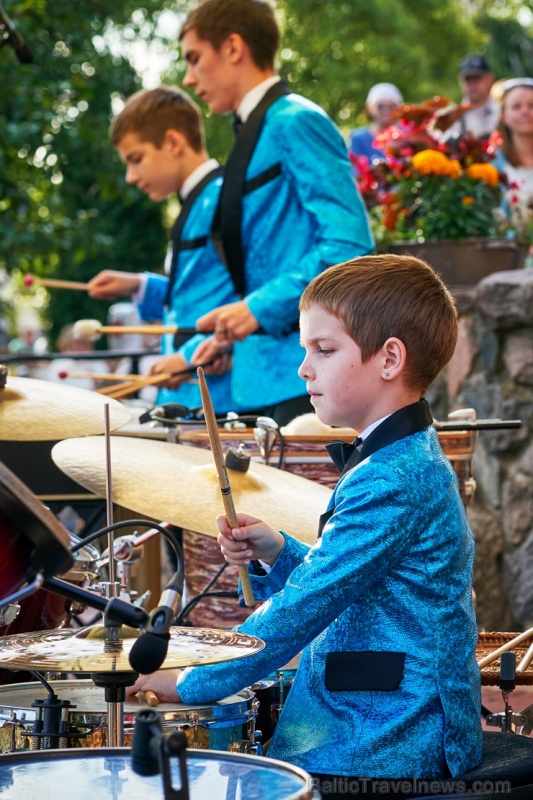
[482,652,531,734]
[91,403,131,747]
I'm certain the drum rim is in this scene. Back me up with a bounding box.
[0,680,256,726]
[0,746,315,793]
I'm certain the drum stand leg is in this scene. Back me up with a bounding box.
[91,672,136,747]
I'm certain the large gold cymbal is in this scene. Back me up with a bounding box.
[0,625,264,673]
[52,436,331,544]
[0,376,131,440]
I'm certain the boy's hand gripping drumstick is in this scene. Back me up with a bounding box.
[197,366,255,608]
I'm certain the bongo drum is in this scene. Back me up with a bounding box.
[0,747,316,800]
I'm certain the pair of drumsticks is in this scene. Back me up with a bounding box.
[60,367,200,400]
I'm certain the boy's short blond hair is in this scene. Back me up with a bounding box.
[109,86,205,152]
[300,254,458,393]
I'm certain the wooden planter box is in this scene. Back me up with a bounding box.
[387,238,528,288]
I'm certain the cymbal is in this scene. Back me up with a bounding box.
[0,376,131,440]
[52,436,332,544]
[0,624,264,673]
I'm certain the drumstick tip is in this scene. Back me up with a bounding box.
[197,366,205,379]
[58,371,68,380]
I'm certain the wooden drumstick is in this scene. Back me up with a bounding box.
[59,370,140,381]
[516,640,533,673]
[73,319,198,340]
[477,626,533,669]
[99,360,215,400]
[197,366,255,608]
[136,690,159,707]
[24,274,90,291]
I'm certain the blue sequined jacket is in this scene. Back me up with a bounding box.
[136,171,241,414]
[176,425,482,779]
[227,92,374,408]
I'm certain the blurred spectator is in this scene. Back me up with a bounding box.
[348,83,403,173]
[8,311,49,376]
[107,301,160,403]
[491,78,533,260]
[36,323,109,390]
[444,54,499,140]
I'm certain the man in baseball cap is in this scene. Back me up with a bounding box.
[444,53,499,140]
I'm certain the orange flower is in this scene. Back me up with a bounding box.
[412,150,462,178]
[462,196,475,205]
[465,163,500,186]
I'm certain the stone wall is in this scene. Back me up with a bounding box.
[441,270,533,632]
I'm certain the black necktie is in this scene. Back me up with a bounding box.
[326,437,363,472]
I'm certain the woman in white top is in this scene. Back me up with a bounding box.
[493,78,533,256]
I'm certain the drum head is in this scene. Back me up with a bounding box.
[0,748,314,800]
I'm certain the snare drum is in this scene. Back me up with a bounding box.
[0,748,316,800]
[0,680,257,753]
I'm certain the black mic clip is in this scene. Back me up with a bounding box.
[132,709,189,800]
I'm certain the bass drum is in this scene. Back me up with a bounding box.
[0,534,99,686]
[0,747,317,800]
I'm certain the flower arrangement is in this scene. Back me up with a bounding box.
[352,97,522,248]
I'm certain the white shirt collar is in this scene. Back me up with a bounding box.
[235,76,281,123]
[180,158,219,200]
[359,413,391,442]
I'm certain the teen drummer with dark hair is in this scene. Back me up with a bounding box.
[175,0,374,425]
[128,254,482,789]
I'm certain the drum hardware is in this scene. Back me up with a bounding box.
[434,407,522,432]
[481,650,533,737]
[132,709,189,800]
[0,604,21,627]
[253,416,280,466]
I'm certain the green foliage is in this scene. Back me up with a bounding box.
[0,0,167,346]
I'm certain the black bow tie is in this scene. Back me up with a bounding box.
[326,437,363,472]
[232,113,243,137]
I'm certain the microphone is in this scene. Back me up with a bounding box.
[0,3,33,64]
[129,570,184,674]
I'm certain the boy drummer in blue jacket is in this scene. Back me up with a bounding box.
[128,254,482,788]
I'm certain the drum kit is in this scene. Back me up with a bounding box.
[2,363,533,798]
[0,367,326,798]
